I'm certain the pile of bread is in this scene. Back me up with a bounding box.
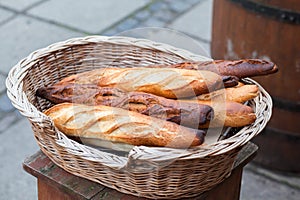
[36,59,277,149]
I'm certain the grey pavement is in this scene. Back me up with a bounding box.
[241,169,300,200]
[0,15,83,74]
[0,8,14,24]
[0,0,43,11]
[0,73,6,93]
[168,0,213,42]
[0,0,299,199]
[0,119,38,200]
[27,0,150,33]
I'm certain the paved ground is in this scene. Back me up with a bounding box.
[0,0,299,199]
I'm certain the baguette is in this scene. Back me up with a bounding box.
[51,67,223,98]
[194,84,259,103]
[36,85,213,129]
[180,100,256,128]
[152,59,278,78]
[44,103,206,148]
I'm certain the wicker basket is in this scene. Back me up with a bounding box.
[6,36,272,199]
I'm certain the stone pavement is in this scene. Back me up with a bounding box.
[0,0,299,199]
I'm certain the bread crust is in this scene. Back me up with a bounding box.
[44,103,206,148]
[152,59,278,78]
[49,67,223,98]
[36,85,213,129]
[193,84,259,103]
[180,100,256,128]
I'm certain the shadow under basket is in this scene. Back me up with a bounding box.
[6,36,272,199]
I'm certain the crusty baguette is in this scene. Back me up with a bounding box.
[152,59,278,78]
[180,100,256,128]
[193,84,259,103]
[44,103,206,148]
[36,85,213,129]
[51,67,223,98]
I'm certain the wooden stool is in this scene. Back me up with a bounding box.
[23,142,258,200]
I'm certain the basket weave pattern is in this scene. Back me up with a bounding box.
[6,36,272,199]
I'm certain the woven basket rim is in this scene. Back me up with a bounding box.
[6,35,273,170]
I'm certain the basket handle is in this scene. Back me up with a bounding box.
[125,146,198,171]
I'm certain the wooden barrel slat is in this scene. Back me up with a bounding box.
[268,106,300,134]
[212,0,300,173]
[252,0,300,12]
[252,127,300,173]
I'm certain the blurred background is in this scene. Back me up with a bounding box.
[0,0,299,199]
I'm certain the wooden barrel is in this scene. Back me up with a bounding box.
[211,0,300,172]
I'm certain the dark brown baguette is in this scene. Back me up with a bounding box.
[44,103,206,148]
[36,84,213,129]
[151,59,278,78]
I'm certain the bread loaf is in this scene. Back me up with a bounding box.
[44,103,206,148]
[193,84,259,103]
[51,67,223,98]
[152,59,278,78]
[180,100,256,128]
[36,85,213,129]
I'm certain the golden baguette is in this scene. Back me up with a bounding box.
[54,67,223,98]
[44,103,206,148]
[194,85,259,103]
